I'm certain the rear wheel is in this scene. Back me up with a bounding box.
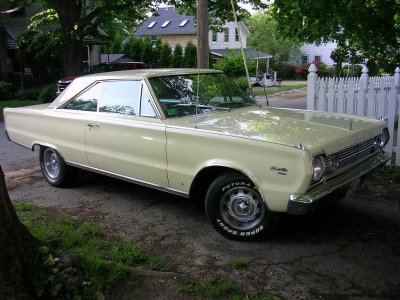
[205,172,278,240]
[39,147,76,187]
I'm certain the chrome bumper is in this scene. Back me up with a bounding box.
[287,152,390,215]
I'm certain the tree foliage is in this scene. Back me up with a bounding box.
[271,0,400,73]
[213,53,255,78]
[246,13,300,66]
[12,0,152,76]
[171,44,183,68]
[182,41,197,68]
[158,43,173,67]
[162,0,268,23]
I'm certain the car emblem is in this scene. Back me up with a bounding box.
[270,166,288,175]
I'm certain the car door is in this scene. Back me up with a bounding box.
[84,80,169,187]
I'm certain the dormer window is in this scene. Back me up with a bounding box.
[179,19,189,27]
[148,21,157,28]
[161,20,171,28]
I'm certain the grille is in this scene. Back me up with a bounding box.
[323,137,379,178]
[58,82,70,92]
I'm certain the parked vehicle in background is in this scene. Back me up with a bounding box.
[56,62,147,94]
[4,69,390,240]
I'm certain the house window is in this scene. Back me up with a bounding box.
[179,19,189,27]
[148,21,157,28]
[224,28,229,43]
[301,55,308,65]
[150,35,157,44]
[314,55,321,63]
[212,30,217,42]
[235,28,239,42]
[161,20,171,28]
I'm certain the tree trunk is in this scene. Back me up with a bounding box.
[0,165,42,299]
[63,38,85,77]
[197,0,209,69]
[47,0,85,77]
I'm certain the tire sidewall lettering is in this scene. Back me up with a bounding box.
[216,218,264,236]
[221,181,251,192]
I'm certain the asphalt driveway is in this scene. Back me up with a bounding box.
[1,116,399,299]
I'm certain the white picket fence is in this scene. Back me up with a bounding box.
[307,64,400,165]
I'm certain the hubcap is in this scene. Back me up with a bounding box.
[43,149,60,180]
[220,186,265,230]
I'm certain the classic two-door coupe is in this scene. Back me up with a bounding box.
[4,69,390,240]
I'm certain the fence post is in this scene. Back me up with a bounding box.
[394,67,400,166]
[307,63,318,110]
[360,65,369,91]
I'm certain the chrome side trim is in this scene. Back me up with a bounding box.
[287,151,390,215]
[66,161,189,198]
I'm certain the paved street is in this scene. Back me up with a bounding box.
[1,90,400,299]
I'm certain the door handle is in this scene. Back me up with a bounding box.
[87,122,99,128]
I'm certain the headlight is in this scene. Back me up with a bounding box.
[312,155,325,182]
[375,128,389,149]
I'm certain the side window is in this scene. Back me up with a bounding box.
[64,83,101,111]
[140,85,156,117]
[99,81,140,115]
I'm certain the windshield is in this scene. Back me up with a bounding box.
[149,73,256,118]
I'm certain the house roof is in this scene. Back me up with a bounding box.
[211,48,273,59]
[135,7,196,37]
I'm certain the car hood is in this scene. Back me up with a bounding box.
[167,107,384,154]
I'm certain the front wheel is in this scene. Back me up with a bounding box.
[205,172,279,240]
[39,147,76,187]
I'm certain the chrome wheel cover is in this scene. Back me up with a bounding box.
[219,186,265,230]
[43,149,60,180]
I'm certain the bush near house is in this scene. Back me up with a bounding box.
[275,63,296,80]
[295,62,335,79]
[213,54,255,78]
[15,88,42,100]
[39,84,57,103]
[0,81,13,100]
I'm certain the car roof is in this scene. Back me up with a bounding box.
[49,68,223,108]
[80,68,222,80]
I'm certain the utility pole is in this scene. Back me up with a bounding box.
[196,0,209,68]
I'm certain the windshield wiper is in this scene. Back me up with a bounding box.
[173,103,230,112]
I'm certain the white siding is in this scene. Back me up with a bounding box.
[209,22,248,50]
[300,42,337,65]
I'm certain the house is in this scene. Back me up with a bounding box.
[0,2,103,87]
[134,6,272,65]
[0,3,42,83]
[299,42,337,66]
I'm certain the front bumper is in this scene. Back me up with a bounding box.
[287,151,390,215]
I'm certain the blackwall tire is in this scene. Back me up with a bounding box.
[205,172,279,240]
[39,147,76,187]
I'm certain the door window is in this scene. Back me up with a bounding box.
[64,83,101,111]
[99,81,140,115]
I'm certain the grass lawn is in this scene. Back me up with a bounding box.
[0,99,41,122]
[252,83,307,96]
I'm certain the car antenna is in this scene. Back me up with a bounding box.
[195,69,201,129]
[230,0,253,97]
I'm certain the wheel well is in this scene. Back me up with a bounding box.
[189,166,245,206]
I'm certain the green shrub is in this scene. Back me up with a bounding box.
[39,84,57,103]
[0,81,13,100]
[295,62,330,79]
[15,88,42,100]
[233,76,250,92]
[275,63,296,80]
[214,53,255,78]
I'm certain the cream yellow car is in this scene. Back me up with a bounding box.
[4,69,390,240]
